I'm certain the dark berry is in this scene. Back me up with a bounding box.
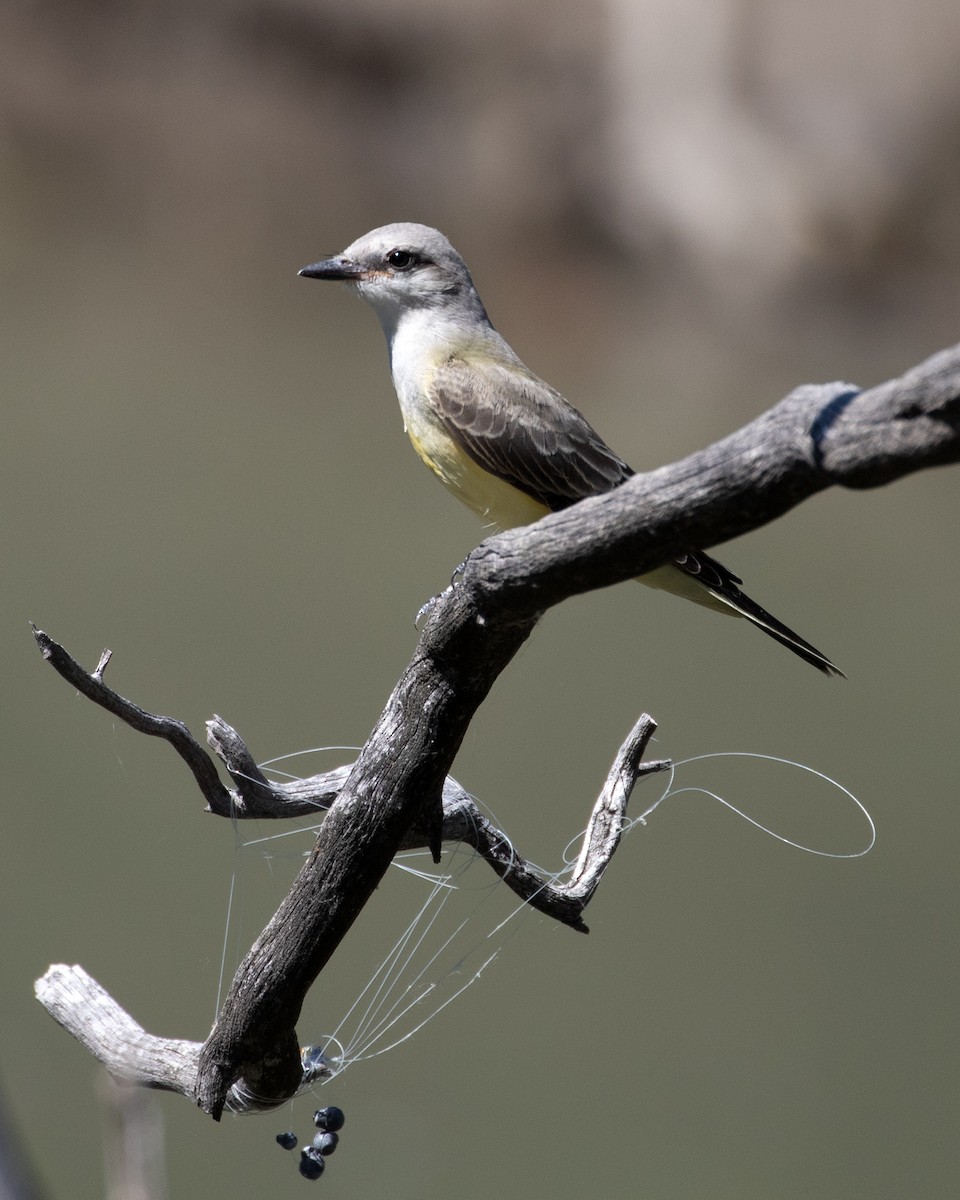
[313,1131,339,1155]
[313,1105,345,1132]
[275,1131,298,1150]
[298,1146,325,1179]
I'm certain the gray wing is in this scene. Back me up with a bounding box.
[428,357,632,511]
[429,357,841,676]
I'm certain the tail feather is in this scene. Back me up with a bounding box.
[674,550,844,678]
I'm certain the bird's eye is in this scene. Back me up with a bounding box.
[386,248,418,270]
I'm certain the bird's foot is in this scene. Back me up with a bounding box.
[414,591,444,628]
[414,559,469,628]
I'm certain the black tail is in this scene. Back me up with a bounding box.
[674,550,844,678]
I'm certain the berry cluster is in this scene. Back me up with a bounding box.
[276,1106,346,1181]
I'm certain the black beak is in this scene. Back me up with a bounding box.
[298,256,364,281]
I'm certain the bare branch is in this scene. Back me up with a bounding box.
[461,714,668,930]
[34,345,960,1119]
[34,966,325,1115]
[204,711,670,931]
[30,622,666,924]
[35,965,201,1104]
[33,657,666,1101]
[31,626,234,815]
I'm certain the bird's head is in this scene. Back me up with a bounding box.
[299,223,489,339]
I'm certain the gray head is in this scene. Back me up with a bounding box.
[299,223,490,337]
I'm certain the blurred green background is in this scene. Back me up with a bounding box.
[2,1,959,1197]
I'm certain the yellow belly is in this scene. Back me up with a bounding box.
[406,415,547,531]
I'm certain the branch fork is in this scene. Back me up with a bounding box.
[33,629,665,1111]
[31,343,960,1117]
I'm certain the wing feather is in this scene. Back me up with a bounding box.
[427,357,632,511]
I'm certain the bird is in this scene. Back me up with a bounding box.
[299,222,841,677]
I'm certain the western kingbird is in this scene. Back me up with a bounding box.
[300,222,840,676]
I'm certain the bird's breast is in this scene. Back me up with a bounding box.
[395,381,546,531]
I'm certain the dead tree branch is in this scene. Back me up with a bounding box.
[30,633,668,926]
[33,344,960,1120]
[34,965,329,1114]
[31,627,234,815]
[32,630,668,1106]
